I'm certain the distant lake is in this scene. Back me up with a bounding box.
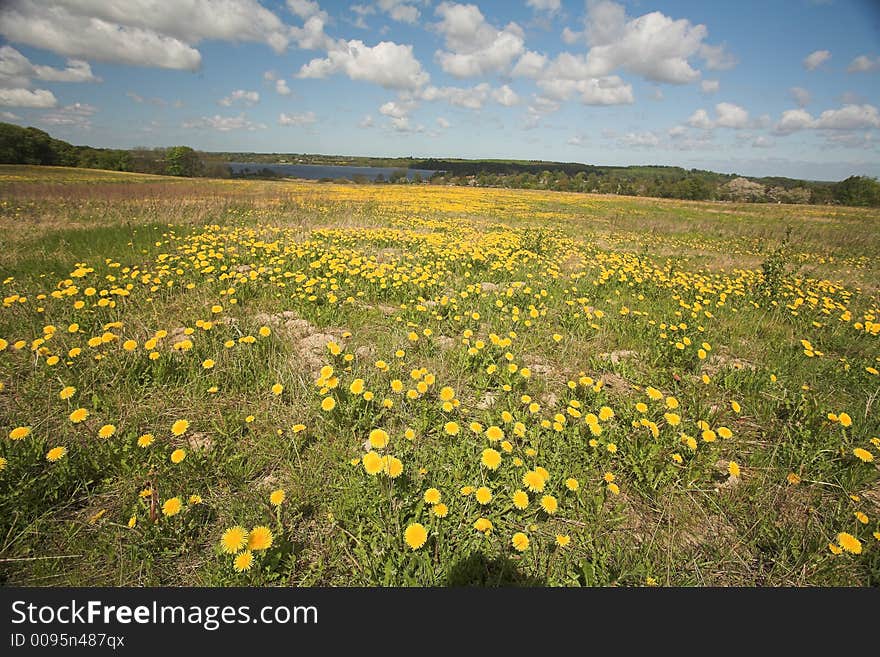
[228,162,437,181]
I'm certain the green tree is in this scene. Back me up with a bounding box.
[165,146,203,177]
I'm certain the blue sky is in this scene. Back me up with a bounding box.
[1,0,879,180]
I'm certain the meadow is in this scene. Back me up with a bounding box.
[0,164,878,586]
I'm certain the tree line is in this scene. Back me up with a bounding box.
[2,121,878,206]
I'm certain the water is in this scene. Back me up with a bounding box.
[228,162,437,181]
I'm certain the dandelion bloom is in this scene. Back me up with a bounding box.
[432,503,448,518]
[855,511,868,524]
[383,456,403,478]
[271,383,283,395]
[404,523,428,550]
[368,429,389,449]
[233,551,254,572]
[460,485,475,496]
[444,421,460,436]
[717,427,733,439]
[728,461,741,478]
[511,532,529,552]
[0,457,6,471]
[270,489,286,506]
[786,473,801,485]
[853,448,874,463]
[481,448,502,470]
[439,386,455,401]
[837,532,862,554]
[69,408,89,423]
[248,526,274,551]
[540,495,558,515]
[362,451,383,475]
[565,478,579,491]
[259,326,271,337]
[59,386,76,400]
[523,470,545,493]
[137,433,155,448]
[46,446,67,462]
[473,518,493,534]
[162,497,182,517]
[189,495,202,504]
[838,413,852,428]
[475,486,493,504]
[321,397,336,412]
[424,488,441,504]
[9,426,30,441]
[221,526,249,554]
[485,425,504,442]
[98,424,116,438]
[556,534,571,547]
[608,483,620,495]
[512,490,529,510]
[598,406,614,421]
[170,449,186,464]
[701,430,717,443]
[607,443,618,454]
[731,400,741,413]
[171,419,190,436]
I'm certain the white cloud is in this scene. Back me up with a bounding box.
[537,74,633,105]
[183,114,266,131]
[775,108,815,134]
[279,111,316,126]
[298,39,429,90]
[436,116,451,129]
[618,131,660,147]
[0,87,56,107]
[667,125,687,138]
[686,108,712,129]
[803,49,831,70]
[0,45,99,89]
[0,0,295,71]
[389,116,424,132]
[577,0,714,84]
[358,114,374,128]
[701,79,719,94]
[789,86,811,107]
[492,84,520,106]
[567,134,588,146]
[275,79,291,96]
[434,2,525,78]
[699,43,737,71]
[511,50,547,78]
[287,0,328,22]
[263,70,277,81]
[847,54,880,73]
[419,83,490,109]
[814,104,880,130]
[527,0,561,14]
[378,0,420,25]
[561,27,582,45]
[39,101,96,128]
[715,102,749,129]
[1,110,20,120]
[752,136,774,148]
[219,89,260,107]
[125,91,166,105]
[379,100,412,118]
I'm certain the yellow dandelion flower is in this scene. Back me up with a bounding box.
[475,486,493,504]
[362,451,383,475]
[523,470,545,493]
[321,397,336,412]
[728,461,741,478]
[460,485,475,496]
[233,550,254,572]
[512,490,529,509]
[404,523,428,550]
[485,425,504,442]
[608,482,620,495]
[607,443,618,454]
[128,515,136,528]
[598,406,614,421]
[248,526,273,551]
[829,543,843,555]
[646,387,663,401]
[368,428,389,449]
[59,385,76,400]
[69,408,89,423]
[188,495,202,504]
[98,424,116,438]
[481,448,502,470]
[0,457,7,471]
[837,532,862,554]
[565,478,579,491]
[853,448,874,463]
[46,446,67,462]
[540,495,558,514]
[444,421,460,436]
[717,426,733,439]
[424,488,441,504]
[855,511,868,524]
[787,472,801,485]
[259,326,271,337]
[555,534,570,548]
[383,456,403,478]
[162,497,182,517]
[511,532,529,552]
[702,429,717,442]
[221,526,249,554]
[171,419,189,436]
[270,489,286,506]
[731,400,741,413]
[432,503,448,518]
[838,413,852,428]
[8,426,30,441]
[473,518,493,534]
[171,449,186,464]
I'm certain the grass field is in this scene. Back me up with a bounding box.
[1,164,878,586]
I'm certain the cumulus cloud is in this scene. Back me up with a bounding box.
[275,79,292,95]
[39,101,96,128]
[774,104,880,134]
[789,86,811,107]
[183,114,266,131]
[847,54,880,73]
[419,83,491,109]
[0,87,57,107]
[376,0,420,24]
[701,79,719,94]
[0,46,99,88]
[279,111,316,125]
[686,103,749,129]
[618,131,660,147]
[511,50,548,78]
[358,114,374,128]
[803,49,831,70]
[125,91,166,106]
[298,39,429,90]
[287,0,328,21]
[219,89,260,107]
[698,43,737,71]
[527,0,561,14]
[379,99,414,118]
[537,74,634,105]
[0,0,297,71]
[433,2,525,78]
[492,84,520,106]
